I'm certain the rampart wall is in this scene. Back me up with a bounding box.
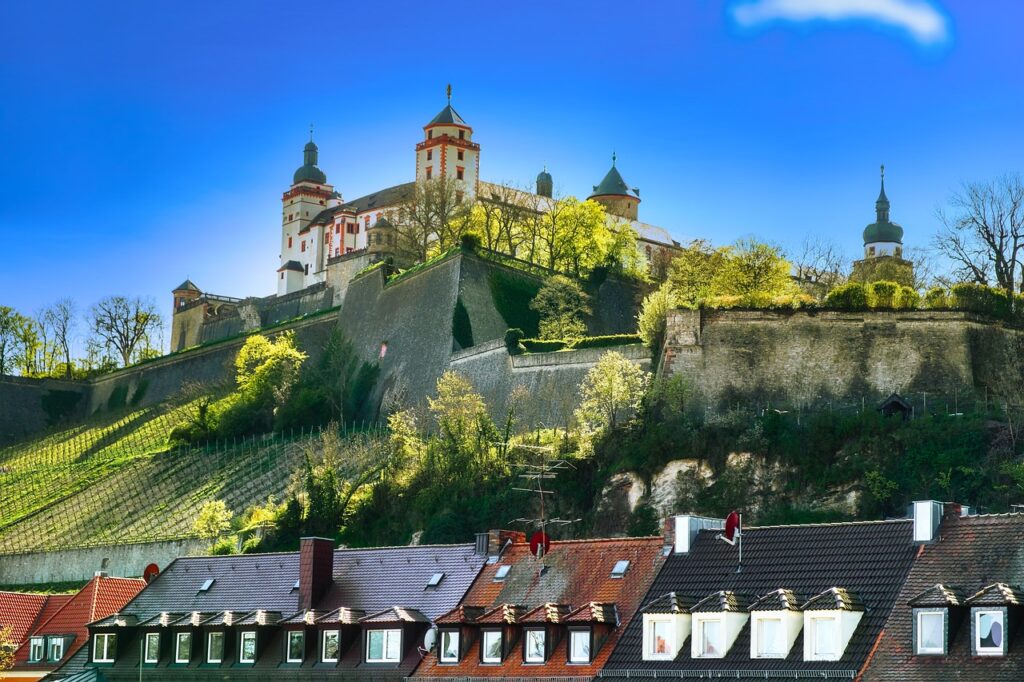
[660,308,1023,408]
[0,538,206,584]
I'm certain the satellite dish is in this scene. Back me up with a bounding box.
[143,563,160,583]
[723,511,740,544]
[422,627,437,652]
[529,531,551,558]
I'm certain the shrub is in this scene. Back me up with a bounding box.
[530,275,591,340]
[210,537,237,555]
[867,281,900,309]
[459,232,481,251]
[520,338,568,353]
[924,287,949,309]
[825,283,869,310]
[898,286,920,310]
[951,283,1012,320]
[637,283,678,350]
[504,328,524,354]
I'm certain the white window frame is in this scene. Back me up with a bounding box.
[239,631,257,664]
[175,632,191,663]
[365,628,402,663]
[439,629,460,663]
[569,628,591,663]
[321,630,340,663]
[286,630,304,663]
[644,617,676,660]
[144,632,160,664]
[48,636,65,662]
[481,629,503,663]
[807,615,839,661]
[695,617,725,658]
[974,608,1006,656]
[753,616,786,659]
[523,628,546,663]
[915,610,946,655]
[29,636,44,663]
[93,633,116,663]
[207,631,224,663]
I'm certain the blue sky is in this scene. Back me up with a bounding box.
[1,0,1022,345]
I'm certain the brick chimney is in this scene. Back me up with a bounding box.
[298,537,334,610]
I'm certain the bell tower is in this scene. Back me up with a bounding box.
[415,85,480,199]
[279,129,335,295]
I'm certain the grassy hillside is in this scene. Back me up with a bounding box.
[0,402,327,553]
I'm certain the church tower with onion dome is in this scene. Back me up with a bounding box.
[851,165,914,286]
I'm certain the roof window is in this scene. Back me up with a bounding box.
[199,578,215,592]
[611,560,630,578]
[494,565,511,581]
[427,572,445,587]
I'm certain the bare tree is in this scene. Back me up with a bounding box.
[934,174,1024,294]
[41,298,77,378]
[393,176,472,262]
[88,296,163,367]
[480,182,530,257]
[792,236,847,296]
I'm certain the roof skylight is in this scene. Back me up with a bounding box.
[199,579,215,592]
[427,572,445,587]
[611,560,630,578]
[494,565,511,581]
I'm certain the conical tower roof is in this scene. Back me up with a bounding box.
[589,154,638,199]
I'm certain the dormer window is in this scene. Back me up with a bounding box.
[974,609,1006,656]
[807,615,839,660]
[439,630,460,663]
[524,628,546,663]
[914,610,946,655]
[144,632,160,663]
[174,632,191,663]
[569,628,592,663]
[641,594,694,661]
[286,631,304,663]
[366,628,402,663]
[322,630,340,663]
[695,618,724,657]
[48,636,65,662]
[207,632,224,663]
[239,631,257,663]
[30,637,44,662]
[755,616,785,657]
[749,590,803,659]
[94,633,116,663]
[481,630,503,663]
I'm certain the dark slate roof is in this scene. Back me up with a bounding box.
[172,279,201,293]
[115,544,485,623]
[602,519,916,678]
[426,103,467,127]
[341,182,415,214]
[589,163,638,199]
[965,582,1024,606]
[749,588,803,611]
[863,513,1024,682]
[277,260,304,273]
[907,584,965,608]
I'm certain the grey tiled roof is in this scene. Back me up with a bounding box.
[602,519,916,678]
[117,544,485,623]
[862,513,1024,682]
[342,182,415,214]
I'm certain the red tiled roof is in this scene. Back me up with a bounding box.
[414,535,665,679]
[12,575,145,670]
[0,591,63,647]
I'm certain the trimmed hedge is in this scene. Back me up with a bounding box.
[950,283,1012,320]
[518,333,642,353]
[824,283,870,310]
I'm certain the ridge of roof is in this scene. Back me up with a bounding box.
[743,517,912,531]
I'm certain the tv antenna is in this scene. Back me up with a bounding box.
[509,443,580,561]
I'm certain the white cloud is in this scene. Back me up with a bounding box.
[731,0,949,44]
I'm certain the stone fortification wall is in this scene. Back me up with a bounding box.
[326,252,375,306]
[198,283,334,344]
[450,341,652,426]
[0,377,90,445]
[0,538,206,584]
[0,315,338,445]
[660,308,1021,408]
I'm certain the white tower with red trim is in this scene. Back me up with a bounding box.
[414,85,480,199]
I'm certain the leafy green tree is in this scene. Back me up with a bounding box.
[529,275,591,340]
[0,306,26,375]
[716,238,796,299]
[194,500,233,548]
[575,350,650,439]
[637,282,679,350]
[0,624,13,673]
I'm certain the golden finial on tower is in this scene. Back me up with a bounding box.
[446,83,452,103]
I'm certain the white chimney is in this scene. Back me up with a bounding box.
[673,515,724,554]
[912,500,944,544]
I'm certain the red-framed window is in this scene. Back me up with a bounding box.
[456,166,464,181]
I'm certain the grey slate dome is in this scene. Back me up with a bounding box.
[293,139,327,185]
[536,166,553,197]
[863,165,903,245]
